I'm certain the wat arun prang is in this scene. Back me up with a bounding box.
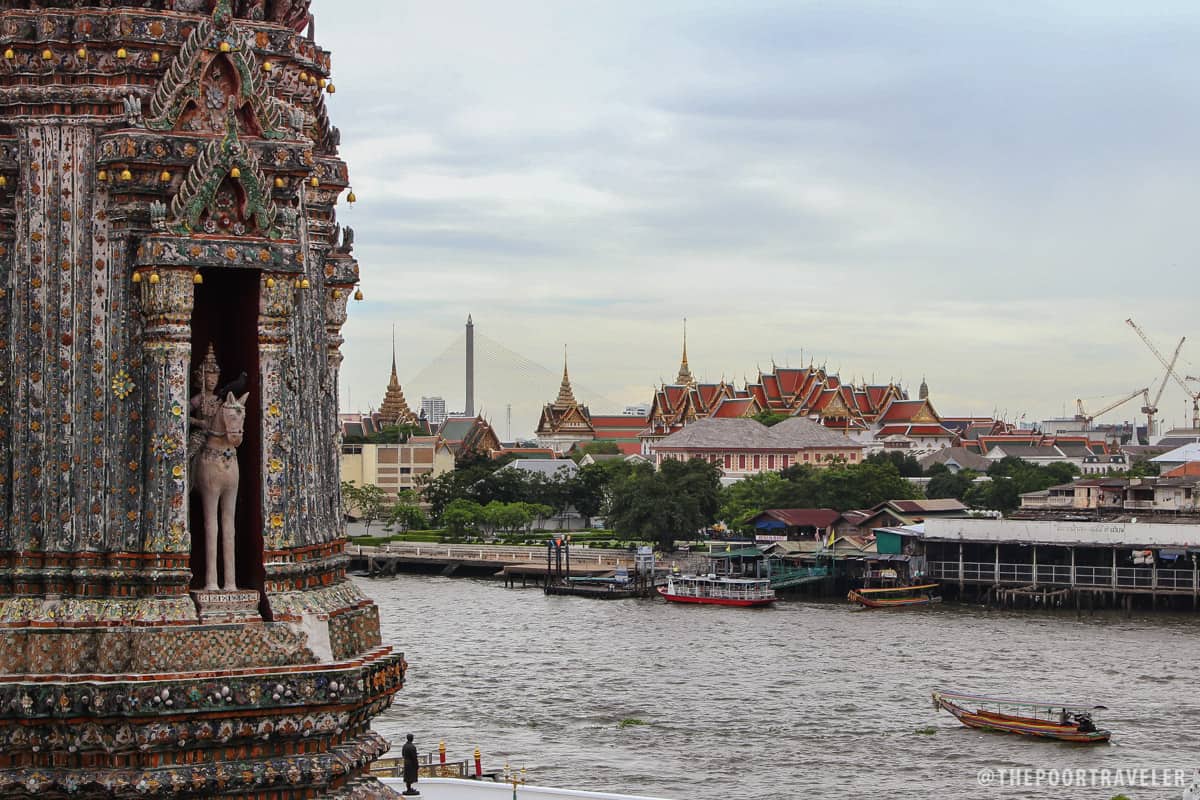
[0,1,405,797]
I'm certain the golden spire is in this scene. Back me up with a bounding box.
[379,327,417,425]
[675,317,695,387]
[553,345,579,410]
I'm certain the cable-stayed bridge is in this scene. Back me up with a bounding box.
[401,331,623,441]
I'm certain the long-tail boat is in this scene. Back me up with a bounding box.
[847,583,940,608]
[932,690,1111,743]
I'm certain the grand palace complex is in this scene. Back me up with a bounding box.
[342,331,1130,501]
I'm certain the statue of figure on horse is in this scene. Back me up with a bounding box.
[189,344,250,591]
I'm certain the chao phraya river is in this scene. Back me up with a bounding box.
[362,575,1200,799]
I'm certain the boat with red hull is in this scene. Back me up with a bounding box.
[932,690,1111,743]
[657,574,776,607]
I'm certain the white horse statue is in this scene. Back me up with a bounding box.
[191,391,249,591]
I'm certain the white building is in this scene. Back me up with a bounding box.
[421,396,448,427]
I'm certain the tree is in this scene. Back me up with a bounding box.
[926,471,973,501]
[565,464,608,524]
[752,409,790,427]
[341,480,387,534]
[717,471,794,531]
[865,450,924,477]
[1126,458,1160,477]
[481,501,534,535]
[385,490,428,532]
[442,498,482,539]
[609,459,721,552]
[569,440,620,462]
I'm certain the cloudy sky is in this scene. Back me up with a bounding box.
[315,0,1200,437]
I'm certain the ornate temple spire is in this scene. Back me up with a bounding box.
[379,328,417,425]
[553,346,579,410]
[675,317,695,387]
[919,375,929,400]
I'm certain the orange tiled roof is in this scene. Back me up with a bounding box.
[878,399,929,423]
[1165,462,1200,477]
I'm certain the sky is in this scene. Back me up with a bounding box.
[315,0,1200,438]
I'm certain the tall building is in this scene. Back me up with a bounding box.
[0,2,404,795]
[465,314,475,416]
[421,395,448,427]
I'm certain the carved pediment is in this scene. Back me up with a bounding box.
[911,402,939,424]
[146,1,285,138]
[169,106,280,237]
[821,394,851,418]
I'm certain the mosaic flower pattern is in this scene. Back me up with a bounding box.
[111,369,135,400]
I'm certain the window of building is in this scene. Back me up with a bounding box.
[752,455,760,470]
[849,452,856,461]
[803,453,810,462]
[738,455,746,470]
[724,454,732,469]
[782,455,790,468]
[767,455,775,469]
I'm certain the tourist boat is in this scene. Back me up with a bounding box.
[931,690,1111,743]
[657,574,776,607]
[847,583,940,608]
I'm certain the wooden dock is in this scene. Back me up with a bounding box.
[349,542,634,580]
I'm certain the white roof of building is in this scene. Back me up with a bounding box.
[923,517,1200,547]
[1150,442,1200,464]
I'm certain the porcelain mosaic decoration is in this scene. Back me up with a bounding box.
[0,1,399,797]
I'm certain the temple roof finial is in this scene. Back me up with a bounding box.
[674,317,695,387]
[552,345,578,410]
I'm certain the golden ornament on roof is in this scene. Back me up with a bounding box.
[219,41,231,53]
[327,83,336,94]
[230,166,241,179]
[131,272,142,283]
[354,289,363,301]
[159,170,171,182]
[347,190,356,204]
[300,278,310,289]
[119,168,132,181]
[116,48,127,59]
[77,47,87,59]
[274,177,285,188]
[193,273,203,285]
[42,49,53,60]
[151,51,160,63]
[3,49,13,60]
[310,177,319,187]
[148,273,160,284]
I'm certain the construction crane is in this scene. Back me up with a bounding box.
[1126,318,1197,431]
[1075,387,1148,428]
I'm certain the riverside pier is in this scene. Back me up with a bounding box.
[921,518,1200,610]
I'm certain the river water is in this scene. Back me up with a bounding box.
[362,575,1200,799]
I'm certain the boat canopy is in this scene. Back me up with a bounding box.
[707,547,765,559]
[934,690,1107,712]
[853,584,938,594]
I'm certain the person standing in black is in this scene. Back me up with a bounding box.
[401,733,420,795]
